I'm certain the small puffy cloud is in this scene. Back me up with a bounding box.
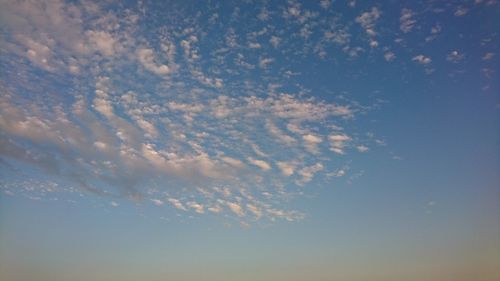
[266,120,296,145]
[151,199,164,206]
[248,42,261,49]
[303,134,322,144]
[226,201,245,217]
[303,134,323,154]
[168,102,204,113]
[187,201,204,214]
[136,48,172,75]
[320,0,332,9]
[329,134,351,154]
[259,57,274,69]
[384,51,396,61]
[168,198,187,211]
[86,30,119,57]
[247,157,271,171]
[400,8,416,33]
[93,141,108,151]
[482,52,494,61]
[221,156,246,169]
[277,161,295,176]
[356,145,369,152]
[246,204,262,219]
[454,6,468,17]
[269,36,281,48]
[208,205,223,213]
[446,50,464,63]
[355,7,381,36]
[412,54,432,65]
[297,163,324,185]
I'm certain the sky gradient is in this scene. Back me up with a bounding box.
[0,0,499,280]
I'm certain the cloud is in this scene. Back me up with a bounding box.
[355,7,381,36]
[151,199,164,206]
[412,55,432,65]
[86,30,119,56]
[482,52,494,61]
[446,50,464,63]
[168,198,187,211]
[303,134,323,154]
[297,163,324,185]
[246,203,262,219]
[277,161,296,177]
[247,157,271,171]
[0,0,383,224]
[320,0,332,9]
[384,51,396,61]
[187,201,204,214]
[136,48,172,75]
[454,7,469,16]
[226,201,245,217]
[221,156,246,169]
[356,145,369,152]
[266,120,297,145]
[329,134,351,154]
[400,9,416,33]
[259,57,274,69]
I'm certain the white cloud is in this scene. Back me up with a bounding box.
[356,145,369,152]
[86,30,118,56]
[247,157,271,171]
[248,42,261,49]
[136,48,172,75]
[168,102,204,113]
[446,50,464,63]
[187,201,204,214]
[259,57,274,69]
[151,199,164,206]
[221,156,246,169]
[355,7,381,36]
[208,205,223,213]
[246,204,262,219]
[454,7,468,16]
[226,201,245,217]
[320,0,332,9]
[400,9,416,33]
[266,120,297,145]
[384,51,396,61]
[93,77,114,118]
[329,134,351,154]
[270,36,281,48]
[482,52,494,61]
[412,55,432,65]
[297,163,323,185]
[277,161,295,176]
[168,198,187,211]
[303,134,323,154]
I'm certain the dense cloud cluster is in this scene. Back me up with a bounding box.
[0,0,496,223]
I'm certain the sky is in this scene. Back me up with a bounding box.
[0,0,499,280]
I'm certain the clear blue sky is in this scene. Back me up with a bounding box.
[0,0,499,280]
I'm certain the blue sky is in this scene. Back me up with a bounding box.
[0,0,499,280]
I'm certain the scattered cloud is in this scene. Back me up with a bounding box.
[1,0,484,225]
[400,9,416,33]
[247,157,272,171]
[412,54,432,65]
[446,50,464,63]
[356,7,381,37]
